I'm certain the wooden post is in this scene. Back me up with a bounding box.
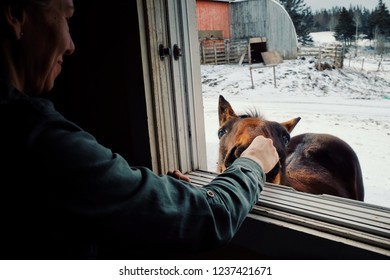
[226,40,229,64]
[377,54,383,72]
[238,48,247,65]
[248,43,251,65]
[335,45,339,68]
[273,65,276,88]
[349,53,352,67]
[213,41,217,65]
[250,67,254,89]
[201,42,205,65]
[248,64,277,89]
[318,46,322,71]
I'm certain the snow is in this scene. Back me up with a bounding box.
[201,32,390,208]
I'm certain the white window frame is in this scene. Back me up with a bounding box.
[137,0,206,174]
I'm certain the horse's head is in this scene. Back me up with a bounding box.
[217,95,301,184]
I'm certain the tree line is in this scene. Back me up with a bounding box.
[279,0,390,51]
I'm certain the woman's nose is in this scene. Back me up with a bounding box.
[65,37,75,55]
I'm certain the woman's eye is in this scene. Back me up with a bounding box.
[218,128,226,139]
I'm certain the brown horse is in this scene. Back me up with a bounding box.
[217,95,364,201]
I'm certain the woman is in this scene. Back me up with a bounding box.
[0,0,278,259]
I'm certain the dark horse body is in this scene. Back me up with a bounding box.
[218,95,364,201]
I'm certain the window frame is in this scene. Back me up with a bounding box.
[189,170,390,258]
[138,0,207,174]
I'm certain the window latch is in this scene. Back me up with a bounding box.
[159,44,171,60]
[173,44,182,60]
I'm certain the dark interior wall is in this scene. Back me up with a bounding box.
[250,42,267,63]
[48,0,152,167]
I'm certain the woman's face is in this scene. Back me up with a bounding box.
[21,0,75,95]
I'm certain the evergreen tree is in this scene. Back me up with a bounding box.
[312,7,342,32]
[368,0,390,39]
[279,0,314,45]
[360,7,372,39]
[334,7,356,45]
[310,0,390,47]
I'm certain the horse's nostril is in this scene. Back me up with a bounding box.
[265,161,281,183]
[234,145,247,158]
[224,145,249,170]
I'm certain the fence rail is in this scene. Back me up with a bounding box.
[298,44,344,69]
[199,39,249,65]
[298,45,343,56]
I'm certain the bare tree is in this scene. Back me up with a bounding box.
[353,10,361,56]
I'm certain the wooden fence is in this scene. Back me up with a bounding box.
[298,44,345,69]
[199,39,249,65]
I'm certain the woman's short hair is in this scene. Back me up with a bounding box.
[0,0,51,35]
[0,0,50,8]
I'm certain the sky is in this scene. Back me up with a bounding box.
[303,0,390,11]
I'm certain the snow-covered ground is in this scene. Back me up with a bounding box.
[201,32,390,208]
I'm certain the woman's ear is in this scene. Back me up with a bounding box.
[3,4,26,40]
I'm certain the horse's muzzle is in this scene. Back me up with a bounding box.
[224,145,247,170]
[266,160,282,183]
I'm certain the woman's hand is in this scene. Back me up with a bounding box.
[167,170,191,182]
[240,135,279,173]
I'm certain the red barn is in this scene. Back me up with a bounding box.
[196,0,231,39]
[196,0,298,62]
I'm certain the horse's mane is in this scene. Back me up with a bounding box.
[238,108,263,119]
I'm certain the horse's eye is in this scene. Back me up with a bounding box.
[218,128,227,139]
[283,134,290,146]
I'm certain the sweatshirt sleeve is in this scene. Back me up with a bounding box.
[25,100,266,253]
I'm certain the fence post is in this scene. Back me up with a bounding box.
[248,43,251,65]
[318,46,322,71]
[213,41,217,65]
[201,42,205,65]
[377,54,383,72]
[273,65,276,88]
[349,53,351,67]
[249,67,254,89]
[237,43,241,63]
[226,40,230,64]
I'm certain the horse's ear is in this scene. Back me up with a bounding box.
[218,95,238,126]
[281,117,301,133]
